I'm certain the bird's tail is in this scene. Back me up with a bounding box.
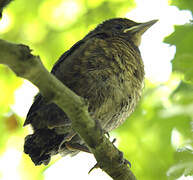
[24,128,81,165]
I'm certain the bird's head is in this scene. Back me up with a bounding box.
[86,18,158,47]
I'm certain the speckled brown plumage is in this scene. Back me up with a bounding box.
[24,18,157,165]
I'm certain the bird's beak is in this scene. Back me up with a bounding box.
[123,19,158,34]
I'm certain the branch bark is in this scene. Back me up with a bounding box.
[0,39,137,180]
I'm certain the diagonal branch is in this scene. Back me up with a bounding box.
[0,39,137,180]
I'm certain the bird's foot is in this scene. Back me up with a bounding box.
[88,163,100,174]
[88,151,131,174]
[104,131,116,144]
[118,150,131,167]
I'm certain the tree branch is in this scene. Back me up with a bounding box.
[0,39,137,180]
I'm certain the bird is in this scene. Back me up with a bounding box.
[23,18,157,166]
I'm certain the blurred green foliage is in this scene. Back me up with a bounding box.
[171,0,193,12]
[165,0,193,84]
[165,24,193,83]
[0,0,193,180]
[161,1,193,178]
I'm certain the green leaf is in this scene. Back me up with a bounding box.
[167,148,193,179]
[170,0,193,14]
[170,81,193,105]
[164,24,193,83]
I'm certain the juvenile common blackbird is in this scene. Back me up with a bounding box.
[24,18,157,165]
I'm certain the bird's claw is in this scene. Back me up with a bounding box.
[104,131,116,144]
[88,163,100,174]
[118,150,131,167]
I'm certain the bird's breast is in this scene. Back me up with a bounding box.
[92,39,144,131]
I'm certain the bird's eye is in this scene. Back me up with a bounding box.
[114,24,123,30]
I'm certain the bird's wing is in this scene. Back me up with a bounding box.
[51,40,84,74]
[23,39,85,127]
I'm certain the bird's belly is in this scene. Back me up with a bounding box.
[89,80,142,132]
[99,97,136,132]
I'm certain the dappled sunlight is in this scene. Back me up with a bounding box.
[171,128,183,148]
[39,0,82,29]
[44,153,112,180]
[0,12,12,33]
[0,149,21,180]
[21,21,48,44]
[11,80,38,118]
